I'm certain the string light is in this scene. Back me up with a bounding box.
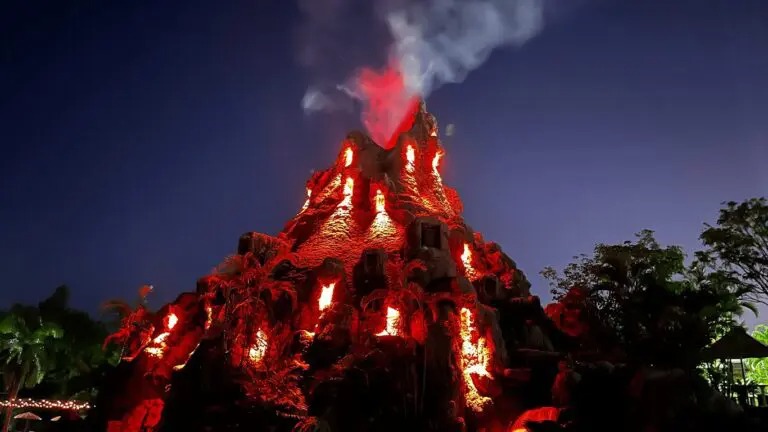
[0,398,91,411]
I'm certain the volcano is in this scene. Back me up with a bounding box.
[92,102,570,432]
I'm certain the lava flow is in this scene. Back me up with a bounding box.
[459,307,493,413]
[376,306,401,336]
[318,282,335,312]
[144,312,178,358]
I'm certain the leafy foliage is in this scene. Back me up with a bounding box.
[745,324,768,384]
[37,286,120,399]
[0,304,63,432]
[697,198,768,306]
[542,230,750,368]
[0,286,120,431]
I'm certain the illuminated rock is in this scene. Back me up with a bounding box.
[93,102,568,432]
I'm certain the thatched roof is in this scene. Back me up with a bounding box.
[701,327,768,361]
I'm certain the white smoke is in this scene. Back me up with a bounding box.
[300,0,546,114]
[386,0,545,98]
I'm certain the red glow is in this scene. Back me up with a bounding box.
[376,307,401,336]
[340,177,354,208]
[461,243,477,281]
[344,147,354,167]
[432,150,443,181]
[145,312,178,358]
[355,61,419,149]
[248,329,269,366]
[166,313,178,330]
[204,306,213,330]
[318,282,335,312]
[375,189,386,213]
[301,188,312,212]
[406,145,415,173]
[459,307,492,412]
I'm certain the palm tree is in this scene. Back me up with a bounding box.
[101,285,155,359]
[0,308,63,432]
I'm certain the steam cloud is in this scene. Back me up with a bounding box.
[298,0,546,144]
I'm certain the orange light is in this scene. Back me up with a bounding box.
[205,306,213,330]
[166,313,178,330]
[406,144,415,172]
[459,307,492,413]
[344,147,354,167]
[375,189,385,213]
[318,282,335,311]
[461,243,477,280]
[432,150,443,180]
[339,176,354,208]
[248,329,269,365]
[301,188,312,211]
[152,332,169,345]
[144,346,164,357]
[145,312,178,358]
[376,307,401,336]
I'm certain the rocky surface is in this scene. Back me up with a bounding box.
[91,102,568,432]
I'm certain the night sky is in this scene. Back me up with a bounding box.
[1,1,766,326]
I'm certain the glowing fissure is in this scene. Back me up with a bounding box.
[204,305,213,330]
[248,329,269,366]
[339,176,354,208]
[376,307,401,336]
[459,307,492,413]
[344,147,354,167]
[145,312,178,358]
[375,189,386,213]
[432,151,443,181]
[405,144,416,172]
[301,188,312,212]
[461,243,477,281]
[166,313,178,330]
[318,282,335,312]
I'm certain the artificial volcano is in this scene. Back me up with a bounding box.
[92,102,569,432]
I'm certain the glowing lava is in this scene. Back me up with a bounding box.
[459,307,492,413]
[461,243,477,281]
[344,147,354,167]
[432,150,443,181]
[318,282,335,312]
[204,306,213,330]
[248,329,269,366]
[145,312,178,358]
[301,188,312,212]
[375,189,386,213]
[166,313,178,330]
[406,145,415,173]
[339,177,354,208]
[376,307,401,336]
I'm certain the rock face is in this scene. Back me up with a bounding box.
[92,102,564,432]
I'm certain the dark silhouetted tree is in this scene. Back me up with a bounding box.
[542,230,752,368]
[697,198,768,306]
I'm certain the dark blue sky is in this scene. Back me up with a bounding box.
[1,1,766,325]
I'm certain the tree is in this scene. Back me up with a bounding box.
[0,306,63,432]
[745,324,768,385]
[542,230,752,368]
[35,286,119,401]
[697,198,768,306]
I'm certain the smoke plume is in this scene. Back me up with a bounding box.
[297,0,546,147]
